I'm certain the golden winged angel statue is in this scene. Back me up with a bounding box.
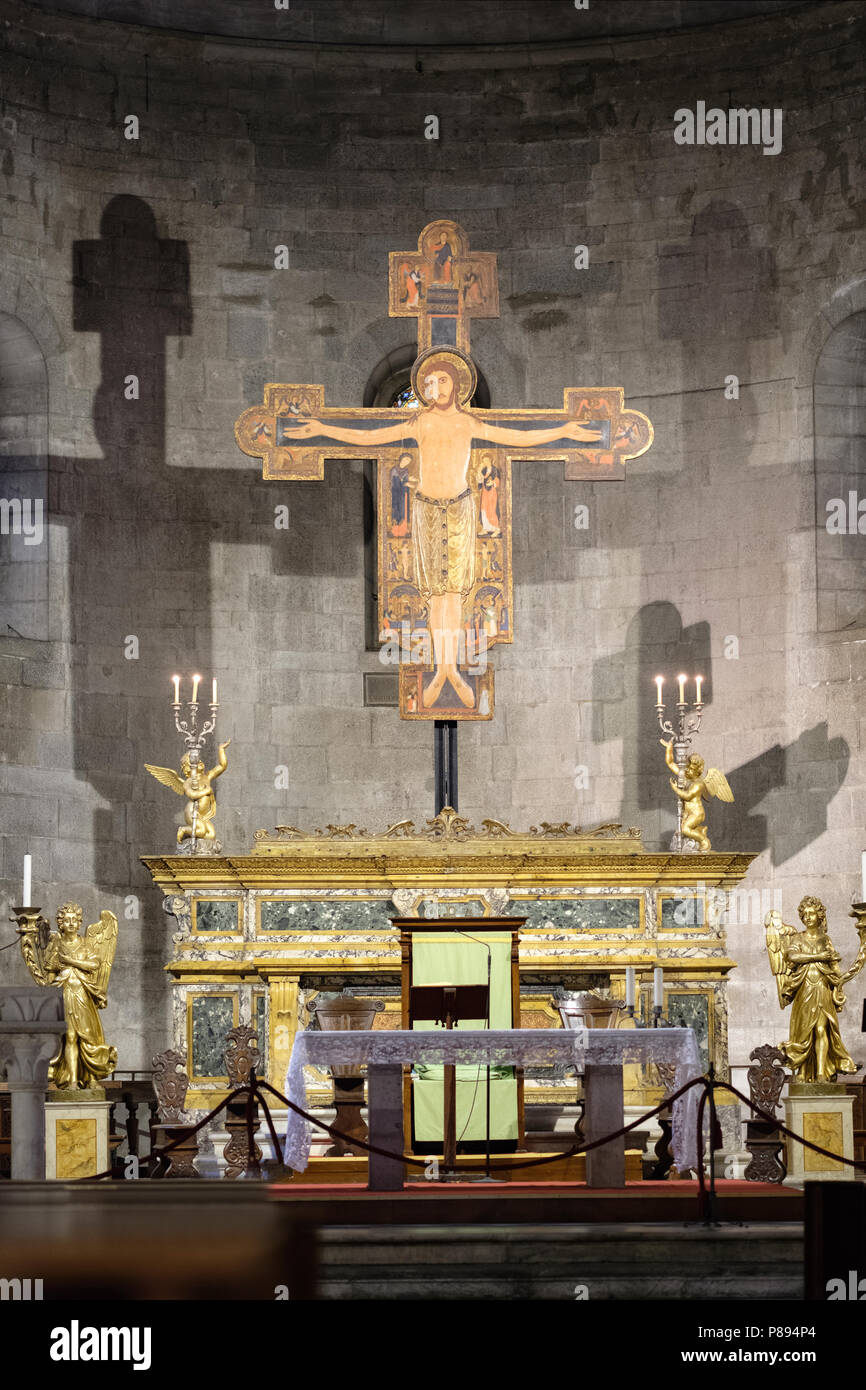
[16,903,118,1089]
[764,896,866,1082]
[661,739,733,851]
[145,741,230,844]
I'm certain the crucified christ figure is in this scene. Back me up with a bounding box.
[287,353,602,709]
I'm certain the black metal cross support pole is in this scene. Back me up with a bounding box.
[434,720,458,813]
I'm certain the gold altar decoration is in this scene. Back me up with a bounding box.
[764,896,866,1082]
[14,903,118,1090]
[145,741,231,845]
[143,812,755,1112]
[661,739,733,852]
[235,218,653,719]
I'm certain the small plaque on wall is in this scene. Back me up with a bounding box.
[363,671,399,706]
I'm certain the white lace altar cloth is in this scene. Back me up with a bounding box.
[283,1026,703,1174]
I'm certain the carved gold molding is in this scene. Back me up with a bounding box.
[253,807,644,847]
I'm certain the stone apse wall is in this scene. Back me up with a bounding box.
[0,0,864,1076]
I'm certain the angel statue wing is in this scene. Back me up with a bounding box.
[704,767,734,803]
[145,763,185,796]
[85,910,118,1008]
[764,909,797,1008]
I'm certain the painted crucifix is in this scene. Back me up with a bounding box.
[235,220,653,719]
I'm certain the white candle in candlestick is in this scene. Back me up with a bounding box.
[212,678,218,705]
[655,675,663,705]
[695,675,703,705]
[677,673,686,704]
[191,674,201,704]
[22,854,31,908]
[861,850,866,903]
[625,967,636,1008]
[172,675,180,705]
[653,966,664,1009]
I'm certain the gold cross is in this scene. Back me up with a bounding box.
[236,221,653,720]
[388,218,499,356]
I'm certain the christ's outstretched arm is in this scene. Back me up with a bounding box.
[285,419,416,445]
[477,420,603,446]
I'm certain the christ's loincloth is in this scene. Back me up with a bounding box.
[411,487,476,600]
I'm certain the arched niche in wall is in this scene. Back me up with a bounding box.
[0,313,49,640]
[814,311,866,632]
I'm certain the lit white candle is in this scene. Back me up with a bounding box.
[625,967,636,1008]
[191,674,201,704]
[655,675,664,705]
[22,854,31,908]
[653,966,664,1009]
[677,673,686,704]
[695,675,703,705]
[212,678,218,705]
[172,674,180,705]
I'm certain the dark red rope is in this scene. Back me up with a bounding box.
[73,1068,866,1189]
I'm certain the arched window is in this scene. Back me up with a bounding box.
[814,311,866,631]
[0,313,49,640]
[390,382,421,410]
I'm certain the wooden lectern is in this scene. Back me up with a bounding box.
[396,917,526,1160]
[409,982,490,1172]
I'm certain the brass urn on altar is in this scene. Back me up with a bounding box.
[557,992,624,1030]
[307,992,384,1157]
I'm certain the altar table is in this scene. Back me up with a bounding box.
[284,1027,703,1184]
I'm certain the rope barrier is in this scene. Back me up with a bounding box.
[255,1073,706,1175]
[713,1075,866,1171]
[68,1065,866,1190]
[72,1084,244,1181]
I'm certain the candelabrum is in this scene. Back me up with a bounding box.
[624,1003,671,1029]
[656,684,703,853]
[145,676,228,854]
[172,679,218,769]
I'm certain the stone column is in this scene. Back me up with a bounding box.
[0,987,65,1181]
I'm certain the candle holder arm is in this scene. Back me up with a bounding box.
[11,908,53,986]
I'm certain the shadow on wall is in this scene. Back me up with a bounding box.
[593,600,713,832]
[592,601,848,862]
[0,313,49,639]
[814,310,866,632]
[70,195,196,889]
[712,723,849,865]
[68,195,363,892]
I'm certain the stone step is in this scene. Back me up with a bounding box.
[316,1221,804,1300]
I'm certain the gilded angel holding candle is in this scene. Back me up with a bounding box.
[145,741,230,844]
[660,739,733,852]
[764,896,866,1083]
[16,903,118,1090]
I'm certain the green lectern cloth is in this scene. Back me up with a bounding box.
[411,931,518,1143]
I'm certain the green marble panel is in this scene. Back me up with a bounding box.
[512,897,641,932]
[194,899,240,933]
[191,995,235,1077]
[258,898,394,932]
[660,896,706,929]
[665,993,710,1070]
